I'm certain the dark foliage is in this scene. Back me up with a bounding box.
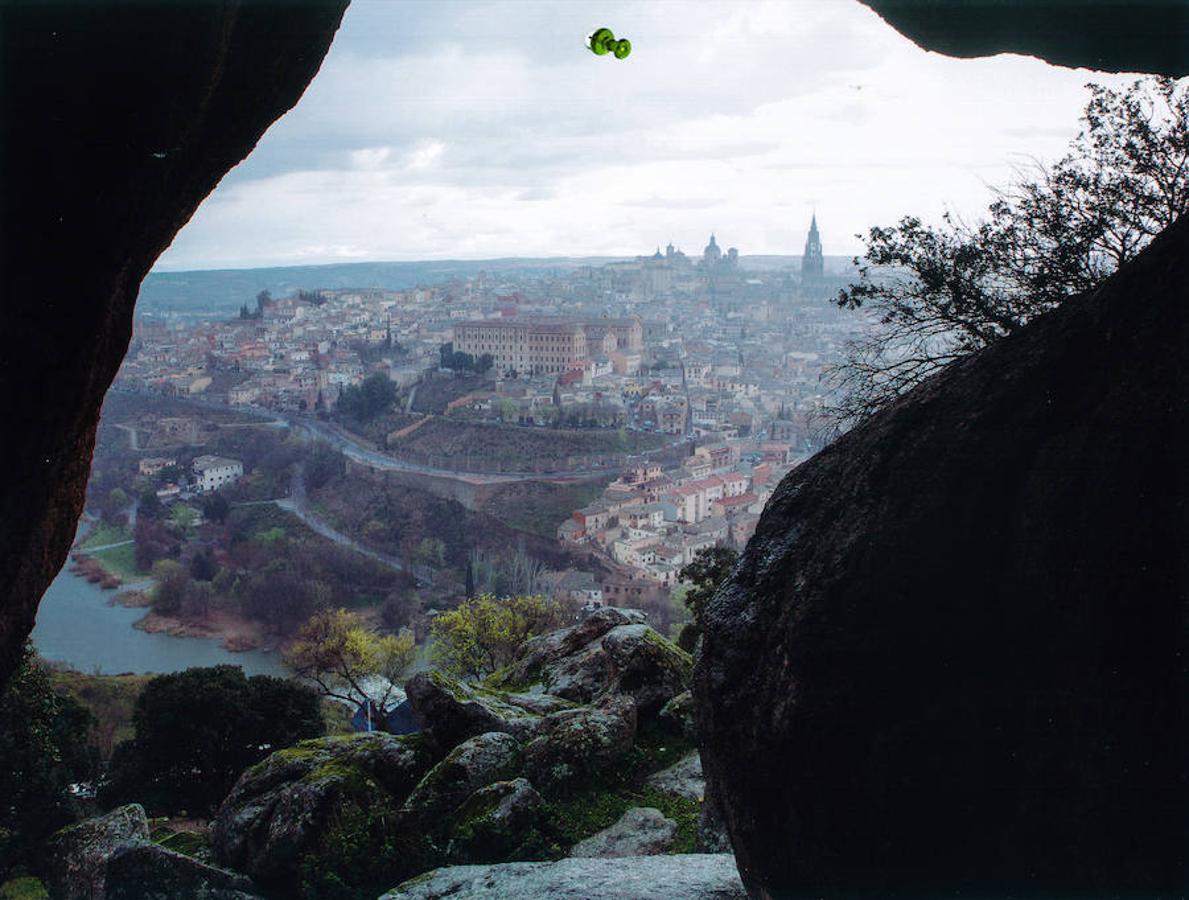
[100,666,324,816]
[0,645,95,877]
[677,546,738,626]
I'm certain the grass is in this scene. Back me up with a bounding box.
[91,543,143,581]
[81,522,131,549]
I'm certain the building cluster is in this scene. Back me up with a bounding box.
[558,441,798,588]
[118,217,865,593]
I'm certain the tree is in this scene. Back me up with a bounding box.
[830,77,1189,424]
[201,490,230,524]
[677,546,739,626]
[150,559,192,615]
[430,594,563,679]
[0,645,94,876]
[99,666,323,815]
[337,372,397,422]
[188,547,218,582]
[464,560,476,599]
[284,609,416,712]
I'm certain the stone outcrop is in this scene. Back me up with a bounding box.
[380,854,747,899]
[523,696,637,789]
[0,0,348,688]
[445,778,545,865]
[567,807,678,859]
[492,608,691,721]
[402,732,523,823]
[695,216,1188,897]
[212,733,435,891]
[45,804,260,900]
[406,672,543,750]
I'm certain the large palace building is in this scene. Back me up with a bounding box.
[453,317,642,376]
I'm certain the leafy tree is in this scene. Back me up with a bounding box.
[0,645,94,876]
[168,503,198,534]
[284,609,416,712]
[200,490,230,524]
[189,547,218,582]
[337,372,397,422]
[677,546,739,626]
[150,559,192,615]
[431,594,564,679]
[138,488,164,520]
[100,487,129,524]
[99,666,323,815]
[831,76,1189,424]
[464,561,476,599]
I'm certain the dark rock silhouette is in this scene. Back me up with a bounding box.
[0,0,348,686]
[861,0,1188,76]
[694,216,1187,898]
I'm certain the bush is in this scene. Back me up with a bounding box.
[99,666,324,815]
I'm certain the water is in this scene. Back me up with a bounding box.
[31,566,287,677]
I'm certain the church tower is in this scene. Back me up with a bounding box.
[802,214,823,282]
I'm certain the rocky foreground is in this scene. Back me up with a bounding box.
[46,608,739,899]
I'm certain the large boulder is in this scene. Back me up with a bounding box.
[492,609,691,720]
[212,733,436,892]
[380,854,747,899]
[44,804,259,900]
[694,215,1188,897]
[445,778,545,865]
[567,807,677,859]
[523,696,637,790]
[402,732,523,823]
[406,671,542,751]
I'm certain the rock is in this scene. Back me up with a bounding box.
[103,843,260,900]
[212,732,435,892]
[0,0,349,689]
[567,808,677,858]
[380,854,747,899]
[406,671,541,751]
[696,792,731,854]
[657,690,696,741]
[694,217,1189,897]
[644,750,703,801]
[44,804,260,900]
[402,732,523,823]
[43,805,150,900]
[446,778,545,864]
[523,696,637,790]
[492,610,691,722]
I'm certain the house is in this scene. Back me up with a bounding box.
[138,456,175,476]
[191,455,243,492]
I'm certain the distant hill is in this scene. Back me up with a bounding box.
[137,257,628,318]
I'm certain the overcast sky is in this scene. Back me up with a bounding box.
[155,0,1141,271]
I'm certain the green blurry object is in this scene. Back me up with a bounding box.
[587,26,631,59]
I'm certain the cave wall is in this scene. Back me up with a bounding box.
[695,195,1187,898]
[0,1,349,686]
[861,0,1189,76]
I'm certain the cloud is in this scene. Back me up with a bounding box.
[155,0,1141,271]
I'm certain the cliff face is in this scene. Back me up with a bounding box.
[694,215,1187,897]
[0,1,348,685]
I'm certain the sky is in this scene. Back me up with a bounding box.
[154,0,1143,271]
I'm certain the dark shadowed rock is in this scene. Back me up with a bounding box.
[44,804,261,900]
[523,696,637,790]
[644,750,704,801]
[402,732,523,823]
[567,807,677,858]
[696,792,731,854]
[406,671,543,751]
[380,854,747,899]
[861,1,1188,76]
[657,689,696,740]
[0,0,348,688]
[695,216,1188,898]
[492,611,691,721]
[212,732,435,890]
[446,778,545,865]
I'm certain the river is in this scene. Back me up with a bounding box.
[31,566,287,677]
